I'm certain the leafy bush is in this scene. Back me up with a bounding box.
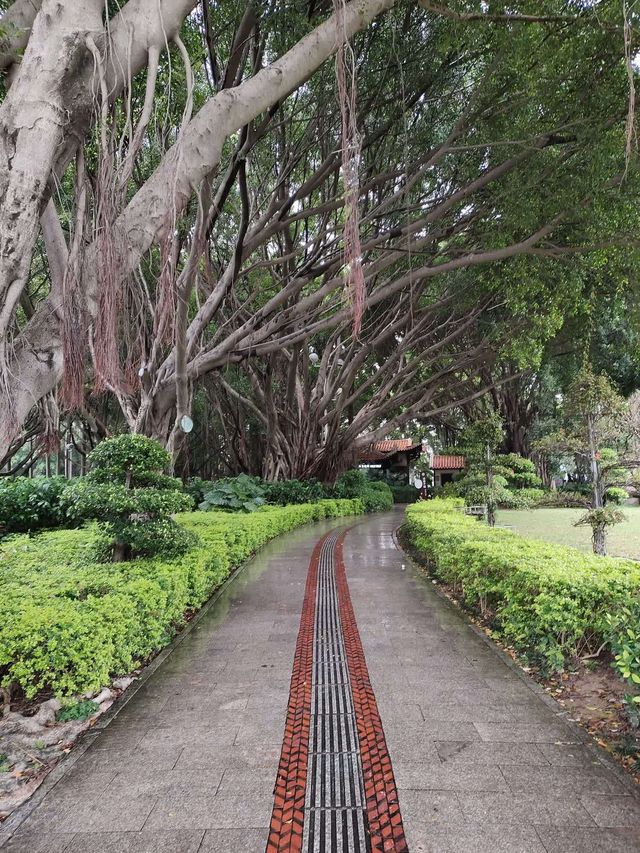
[0,499,363,698]
[404,500,640,682]
[264,478,325,505]
[361,481,394,512]
[389,483,419,504]
[606,603,640,719]
[496,454,543,490]
[332,469,370,498]
[64,435,193,561]
[0,477,76,536]
[536,491,588,508]
[183,477,215,507]
[200,474,267,512]
[605,487,629,505]
[331,469,393,512]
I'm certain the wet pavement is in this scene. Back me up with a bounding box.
[2,510,639,852]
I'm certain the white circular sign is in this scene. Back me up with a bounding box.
[414,478,423,490]
[180,415,194,433]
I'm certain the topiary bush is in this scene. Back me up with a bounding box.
[0,476,77,536]
[64,435,193,561]
[199,474,267,512]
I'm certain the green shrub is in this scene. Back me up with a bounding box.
[64,435,193,561]
[361,481,393,512]
[264,479,325,505]
[404,500,640,682]
[389,483,420,504]
[605,487,629,505]
[183,477,215,507]
[200,474,266,512]
[0,499,363,698]
[331,469,393,512]
[0,476,77,536]
[536,490,588,508]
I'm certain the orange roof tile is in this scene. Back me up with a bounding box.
[432,454,465,470]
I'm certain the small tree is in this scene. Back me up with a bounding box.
[458,413,505,526]
[564,368,629,556]
[66,435,194,562]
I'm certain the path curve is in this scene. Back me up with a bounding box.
[2,511,640,853]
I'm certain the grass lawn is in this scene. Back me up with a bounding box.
[498,506,640,560]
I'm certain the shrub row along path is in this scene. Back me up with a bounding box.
[2,510,640,853]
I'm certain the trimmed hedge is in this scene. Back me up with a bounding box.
[404,500,640,681]
[0,499,362,698]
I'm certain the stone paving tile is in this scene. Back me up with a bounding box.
[535,825,640,852]
[580,793,640,827]
[65,830,205,852]
[398,788,465,826]
[473,719,580,743]
[435,740,550,767]
[198,828,269,851]
[501,764,622,794]
[404,821,548,853]
[458,791,597,826]
[394,761,508,792]
[0,832,74,853]
[535,742,607,767]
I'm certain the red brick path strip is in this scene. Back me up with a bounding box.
[335,531,409,853]
[266,528,408,852]
[265,533,328,853]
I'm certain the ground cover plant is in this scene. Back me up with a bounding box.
[0,498,363,700]
[404,500,640,696]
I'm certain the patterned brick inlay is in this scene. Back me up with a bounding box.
[267,528,407,852]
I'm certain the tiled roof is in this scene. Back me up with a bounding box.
[372,439,413,452]
[432,454,465,470]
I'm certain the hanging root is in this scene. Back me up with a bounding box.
[93,155,123,392]
[333,0,365,338]
[38,393,60,455]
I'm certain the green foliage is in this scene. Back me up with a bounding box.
[389,483,420,504]
[575,506,626,531]
[183,477,214,507]
[83,434,175,487]
[332,470,393,512]
[64,435,193,560]
[405,500,640,683]
[0,477,77,536]
[332,469,370,498]
[0,499,363,698]
[56,699,99,722]
[263,479,325,505]
[496,454,543,490]
[536,491,588,508]
[605,487,629,505]
[606,604,640,719]
[199,474,267,512]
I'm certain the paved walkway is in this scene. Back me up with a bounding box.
[2,511,640,852]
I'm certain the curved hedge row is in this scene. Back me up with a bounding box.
[404,500,640,681]
[0,499,363,698]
